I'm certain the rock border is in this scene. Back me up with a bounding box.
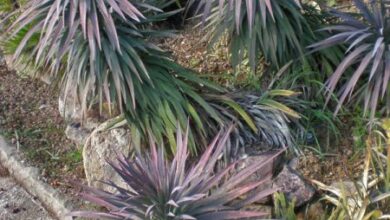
[0,136,73,220]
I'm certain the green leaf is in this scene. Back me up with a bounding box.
[259,99,301,119]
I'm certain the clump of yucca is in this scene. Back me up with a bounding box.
[71,126,282,219]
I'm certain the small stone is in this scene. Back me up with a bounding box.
[288,157,299,170]
[38,104,48,110]
[65,124,90,145]
[330,181,358,197]
[41,169,47,177]
[62,165,69,172]
[12,208,21,214]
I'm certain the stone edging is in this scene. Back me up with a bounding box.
[0,136,73,220]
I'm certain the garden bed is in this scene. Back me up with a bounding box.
[2,0,389,216]
[0,29,369,217]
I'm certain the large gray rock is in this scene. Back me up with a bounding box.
[274,165,315,207]
[83,127,132,192]
[235,155,313,207]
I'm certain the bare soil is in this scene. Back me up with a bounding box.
[0,64,85,198]
[161,27,265,88]
[297,147,364,185]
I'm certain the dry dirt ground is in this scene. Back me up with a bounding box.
[0,63,85,199]
[160,27,266,88]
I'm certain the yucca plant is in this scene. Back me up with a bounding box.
[71,126,282,219]
[309,0,390,120]
[261,63,341,154]
[2,0,296,155]
[207,91,296,159]
[188,0,312,71]
[2,0,213,152]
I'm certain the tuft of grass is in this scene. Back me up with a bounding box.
[351,109,369,150]
[274,192,297,220]
[64,149,82,164]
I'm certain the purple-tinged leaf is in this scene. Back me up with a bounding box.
[337,52,372,110]
[346,32,373,53]
[369,43,385,81]
[264,0,274,21]
[372,37,384,58]
[234,187,276,208]
[177,214,196,220]
[196,210,268,220]
[245,0,253,33]
[308,32,352,52]
[369,77,381,121]
[223,149,284,190]
[382,54,390,98]
[325,44,370,101]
